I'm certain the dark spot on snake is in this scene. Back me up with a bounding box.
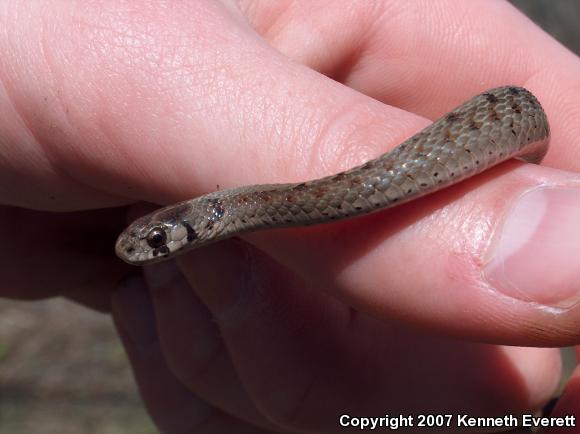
[476,160,480,165]
[443,128,452,140]
[508,87,520,95]
[469,120,482,130]
[285,219,292,223]
[420,183,428,187]
[392,197,399,202]
[313,188,326,198]
[484,93,498,103]
[258,192,272,202]
[488,107,500,121]
[450,172,455,177]
[182,221,197,242]
[407,189,413,193]
[512,103,522,113]
[241,219,247,224]
[355,206,362,210]
[126,247,135,254]
[464,148,472,153]
[433,172,439,177]
[511,129,517,136]
[285,194,295,203]
[446,112,460,122]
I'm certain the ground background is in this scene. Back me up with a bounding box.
[1,1,579,433]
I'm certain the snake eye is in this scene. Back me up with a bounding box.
[146,227,167,249]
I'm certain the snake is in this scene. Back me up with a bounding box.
[115,86,550,265]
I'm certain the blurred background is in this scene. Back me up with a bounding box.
[1,1,579,433]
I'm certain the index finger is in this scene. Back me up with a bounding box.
[246,0,580,170]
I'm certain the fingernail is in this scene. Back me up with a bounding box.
[485,186,580,307]
[113,275,158,355]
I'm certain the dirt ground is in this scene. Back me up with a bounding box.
[0,298,156,433]
[2,1,579,433]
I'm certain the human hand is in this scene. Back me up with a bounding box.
[3,0,580,432]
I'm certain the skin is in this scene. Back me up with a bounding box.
[1,0,580,432]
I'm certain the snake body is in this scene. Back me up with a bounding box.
[115,86,550,265]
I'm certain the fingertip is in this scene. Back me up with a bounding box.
[177,239,256,318]
[502,346,561,409]
[112,275,158,356]
[544,366,580,433]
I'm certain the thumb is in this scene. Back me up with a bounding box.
[0,0,416,210]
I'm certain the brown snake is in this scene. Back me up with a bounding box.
[115,86,550,265]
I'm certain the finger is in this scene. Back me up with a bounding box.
[543,348,580,433]
[166,239,560,432]
[0,205,127,310]
[0,70,130,210]
[112,276,274,434]
[141,261,280,431]
[243,0,580,172]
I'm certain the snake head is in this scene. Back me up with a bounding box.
[115,197,229,265]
